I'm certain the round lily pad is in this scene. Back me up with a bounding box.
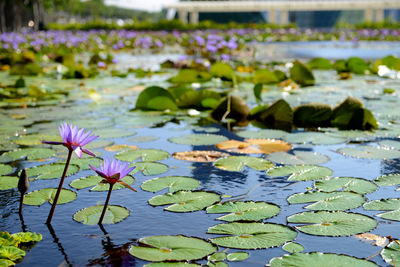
[141,176,200,193]
[287,191,365,211]
[267,151,329,165]
[208,252,226,261]
[148,191,221,212]
[27,163,79,180]
[0,246,25,261]
[133,162,168,176]
[172,151,229,162]
[84,140,114,150]
[116,149,169,162]
[379,140,400,150]
[13,134,61,146]
[168,134,228,146]
[282,242,304,253]
[338,146,400,159]
[314,177,378,194]
[104,144,138,152]
[214,156,274,172]
[269,252,378,267]
[94,128,136,139]
[236,129,288,139]
[129,136,159,143]
[374,174,400,188]
[363,198,400,221]
[24,188,77,206]
[144,263,201,267]
[68,157,103,170]
[0,176,19,190]
[208,222,297,249]
[267,165,333,181]
[227,252,249,261]
[70,175,135,191]
[73,205,129,225]
[0,148,56,162]
[284,132,346,145]
[0,164,13,176]
[206,201,280,222]
[129,235,217,262]
[288,211,377,236]
[381,241,400,266]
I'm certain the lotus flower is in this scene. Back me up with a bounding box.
[42,122,98,158]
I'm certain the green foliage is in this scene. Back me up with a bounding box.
[347,57,370,74]
[9,63,43,76]
[307,57,332,70]
[290,61,315,86]
[211,95,250,123]
[169,69,211,84]
[253,69,279,84]
[293,103,332,128]
[256,99,293,130]
[73,205,129,225]
[210,62,233,80]
[135,86,178,111]
[0,231,42,266]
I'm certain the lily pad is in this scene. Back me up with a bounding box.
[141,176,200,193]
[104,144,138,152]
[135,86,178,111]
[374,174,400,188]
[0,148,56,162]
[338,146,400,159]
[0,176,18,190]
[144,263,201,267]
[293,103,332,128]
[269,252,378,267]
[68,157,103,170]
[0,259,15,266]
[116,149,169,162]
[290,60,315,86]
[208,252,226,261]
[379,140,400,150]
[214,156,274,172]
[363,198,400,221]
[84,140,114,150]
[284,132,346,145]
[129,235,217,262]
[169,134,228,146]
[267,151,329,165]
[381,241,400,266]
[227,252,249,261]
[206,201,280,222]
[282,242,304,253]
[314,177,378,194]
[129,136,159,143]
[0,164,12,176]
[0,246,25,261]
[172,151,229,162]
[73,205,129,225]
[132,162,168,176]
[287,191,365,211]
[267,165,333,181]
[93,128,136,139]
[208,222,297,249]
[27,163,79,180]
[11,232,42,243]
[24,188,77,206]
[287,211,377,236]
[148,191,221,212]
[70,175,135,191]
[236,129,288,140]
[13,134,61,146]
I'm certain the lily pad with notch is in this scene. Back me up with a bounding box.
[337,146,400,160]
[363,198,400,221]
[314,177,378,194]
[73,205,129,225]
[381,241,400,266]
[267,165,333,181]
[23,188,77,206]
[141,176,200,193]
[0,176,19,190]
[374,174,400,189]
[282,242,304,253]
[132,162,168,176]
[214,156,274,172]
[169,134,228,146]
[0,148,56,162]
[70,175,135,191]
[267,151,329,165]
[116,149,169,162]
[27,163,79,180]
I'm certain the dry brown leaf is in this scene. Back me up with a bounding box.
[354,233,388,247]
[216,138,292,154]
[172,151,229,162]
[216,140,250,150]
[104,144,138,152]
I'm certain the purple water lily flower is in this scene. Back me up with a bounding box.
[89,158,136,187]
[42,123,98,158]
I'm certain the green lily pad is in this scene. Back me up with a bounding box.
[0,259,15,266]
[284,132,346,145]
[13,134,61,146]
[363,198,400,221]
[144,263,201,267]
[287,191,365,211]
[227,252,249,261]
[27,163,79,180]
[94,128,136,139]
[68,157,103,170]
[168,134,228,146]
[129,235,217,262]
[253,69,279,84]
[287,211,377,236]
[208,252,226,261]
[129,136,159,143]
[73,205,129,225]
[141,176,200,193]
[214,156,274,172]
[282,242,304,253]
[207,261,227,267]
[338,146,400,159]
[148,191,221,212]
[11,232,42,243]
[0,246,25,261]
[211,62,233,79]
[116,149,169,162]
[374,174,400,187]
[132,162,168,176]
[84,140,114,150]
[236,129,288,139]
[267,151,329,165]
[381,241,400,266]
[290,60,315,86]
[0,164,12,176]
[267,165,333,181]
[0,176,18,190]
[0,148,56,162]
[208,222,297,249]
[135,86,178,111]
[257,99,293,128]
[314,177,378,194]
[206,201,280,222]
[379,140,400,150]
[269,252,378,267]
[70,175,135,191]
[23,188,77,206]
[293,103,332,128]
[308,57,332,69]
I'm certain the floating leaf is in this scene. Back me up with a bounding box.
[208,252,226,261]
[354,233,388,247]
[141,176,200,193]
[116,149,169,162]
[267,151,329,165]
[0,259,15,266]
[290,60,315,86]
[133,162,168,176]
[288,211,377,236]
[284,132,346,145]
[208,222,297,249]
[11,232,42,243]
[308,57,332,69]
[363,198,400,221]
[0,176,18,190]
[257,99,293,128]
[216,139,292,154]
[381,241,400,266]
[23,188,76,206]
[214,156,274,172]
[0,148,56,162]
[27,163,79,180]
[374,174,400,187]
[144,263,201,267]
[93,128,136,139]
[0,246,25,261]
[70,175,134,191]
[148,191,221,212]
[135,86,178,111]
[267,165,333,181]
[282,242,304,253]
[129,235,217,262]
[236,129,288,140]
[269,252,378,267]
[104,144,138,152]
[129,136,159,143]
[293,103,332,128]
[85,140,114,150]
[253,69,278,84]
[206,201,280,222]
[172,151,229,162]
[338,146,400,159]
[287,191,365,211]
[169,134,228,146]
[207,261,228,267]
[211,95,250,123]
[315,177,378,194]
[68,157,102,170]
[73,205,129,225]
[13,134,60,146]
[227,252,249,261]
[379,140,400,150]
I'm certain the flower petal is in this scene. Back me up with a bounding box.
[41,141,64,145]
[82,148,96,157]
[89,164,108,179]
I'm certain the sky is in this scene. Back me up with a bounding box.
[105,0,179,12]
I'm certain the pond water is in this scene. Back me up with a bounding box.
[1,45,400,267]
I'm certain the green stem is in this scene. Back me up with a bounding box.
[46,149,73,225]
[98,183,114,225]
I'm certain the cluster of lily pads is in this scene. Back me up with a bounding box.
[0,231,42,266]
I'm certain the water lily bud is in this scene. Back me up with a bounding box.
[18,169,29,194]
